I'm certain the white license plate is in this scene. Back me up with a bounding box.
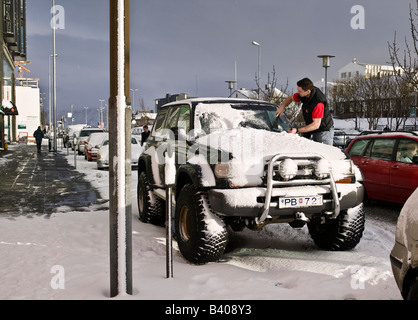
[279,195,323,209]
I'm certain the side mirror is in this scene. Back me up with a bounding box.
[412,155,418,164]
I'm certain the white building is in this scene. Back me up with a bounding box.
[15,78,41,143]
[337,58,403,79]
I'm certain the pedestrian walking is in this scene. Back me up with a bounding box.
[34,126,44,153]
[276,77,334,145]
[141,125,150,146]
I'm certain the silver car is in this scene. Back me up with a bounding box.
[333,130,351,148]
[390,187,418,300]
[77,128,104,155]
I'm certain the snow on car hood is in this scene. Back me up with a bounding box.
[194,127,350,186]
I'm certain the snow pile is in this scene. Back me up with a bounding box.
[0,146,403,300]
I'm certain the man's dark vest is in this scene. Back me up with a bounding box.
[297,87,333,133]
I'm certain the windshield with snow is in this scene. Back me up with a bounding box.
[195,103,289,136]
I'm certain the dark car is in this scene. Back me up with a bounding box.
[346,131,418,204]
[137,97,365,264]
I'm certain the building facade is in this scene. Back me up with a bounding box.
[338,58,403,79]
[0,0,26,149]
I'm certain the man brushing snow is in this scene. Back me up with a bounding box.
[276,77,334,145]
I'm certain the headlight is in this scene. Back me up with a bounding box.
[279,159,298,181]
[315,158,331,179]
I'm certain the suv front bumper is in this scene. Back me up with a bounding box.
[208,182,364,218]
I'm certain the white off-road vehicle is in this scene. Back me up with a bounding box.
[137,98,365,264]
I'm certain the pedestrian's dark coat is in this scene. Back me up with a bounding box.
[34,127,44,142]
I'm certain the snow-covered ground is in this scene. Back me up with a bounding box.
[0,143,403,300]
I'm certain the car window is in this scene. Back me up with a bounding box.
[396,139,418,164]
[177,105,190,133]
[348,139,370,156]
[369,139,396,160]
[153,109,169,133]
[166,106,182,130]
[131,137,138,144]
[80,129,103,137]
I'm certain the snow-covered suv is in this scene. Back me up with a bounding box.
[137,98,365,264]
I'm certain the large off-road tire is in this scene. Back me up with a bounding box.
[307,203,365,251]
[175,184,228,264]
[137,171,165,226]
[406,273,418,300]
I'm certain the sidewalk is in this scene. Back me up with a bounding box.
[0,143,107,217]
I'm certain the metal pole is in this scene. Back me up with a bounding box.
[84,106,88,125]
[324,67,328,100]
[48,55,52,131]
[165,143,175,279]
[70,104,74,126]
[109,0,132,297]
[52,0,57,152]
[74,137,77,169]
[166,187,173,278]
[257,45,260,90]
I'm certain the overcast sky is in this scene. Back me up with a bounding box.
[25,0,413,126]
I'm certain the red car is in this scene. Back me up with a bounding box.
[85,132,108,161]
[346,131,418,205]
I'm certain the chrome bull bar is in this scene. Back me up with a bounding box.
[255,153,341,224]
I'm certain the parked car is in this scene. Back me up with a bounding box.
[77,127,105,155]
[333,129,351,148]
[131,127,144,136]
[131,125,153,137]
[85,132,108,161]
[137,98,365,264]
[63,124,85,149]
[97,135,144,169]
[390,187,418,300]
[346,131,418,204]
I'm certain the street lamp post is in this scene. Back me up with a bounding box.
[252,41,261,98]
[84,106,89,125]
[130,88,138,114]
[52,0,58,152]
[317,55,335,100]
[99,99,105,128]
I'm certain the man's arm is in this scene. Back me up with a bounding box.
[275,95,295,117]
[288,102,324,134]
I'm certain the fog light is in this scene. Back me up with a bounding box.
[315,158,331,179]
[214,163,231,178]
[279,159,298,181]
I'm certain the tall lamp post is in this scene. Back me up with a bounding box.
[52,0,58,152]
[84,106,89,125]
[130,88,138,114]
[317,55,335,100]
[99,99,105,128]
[252,41,261,98]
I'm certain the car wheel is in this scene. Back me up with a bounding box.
[406,273,418,300]
[175,184,228,264]
[137,171,165,226]
[307,203,365,251]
